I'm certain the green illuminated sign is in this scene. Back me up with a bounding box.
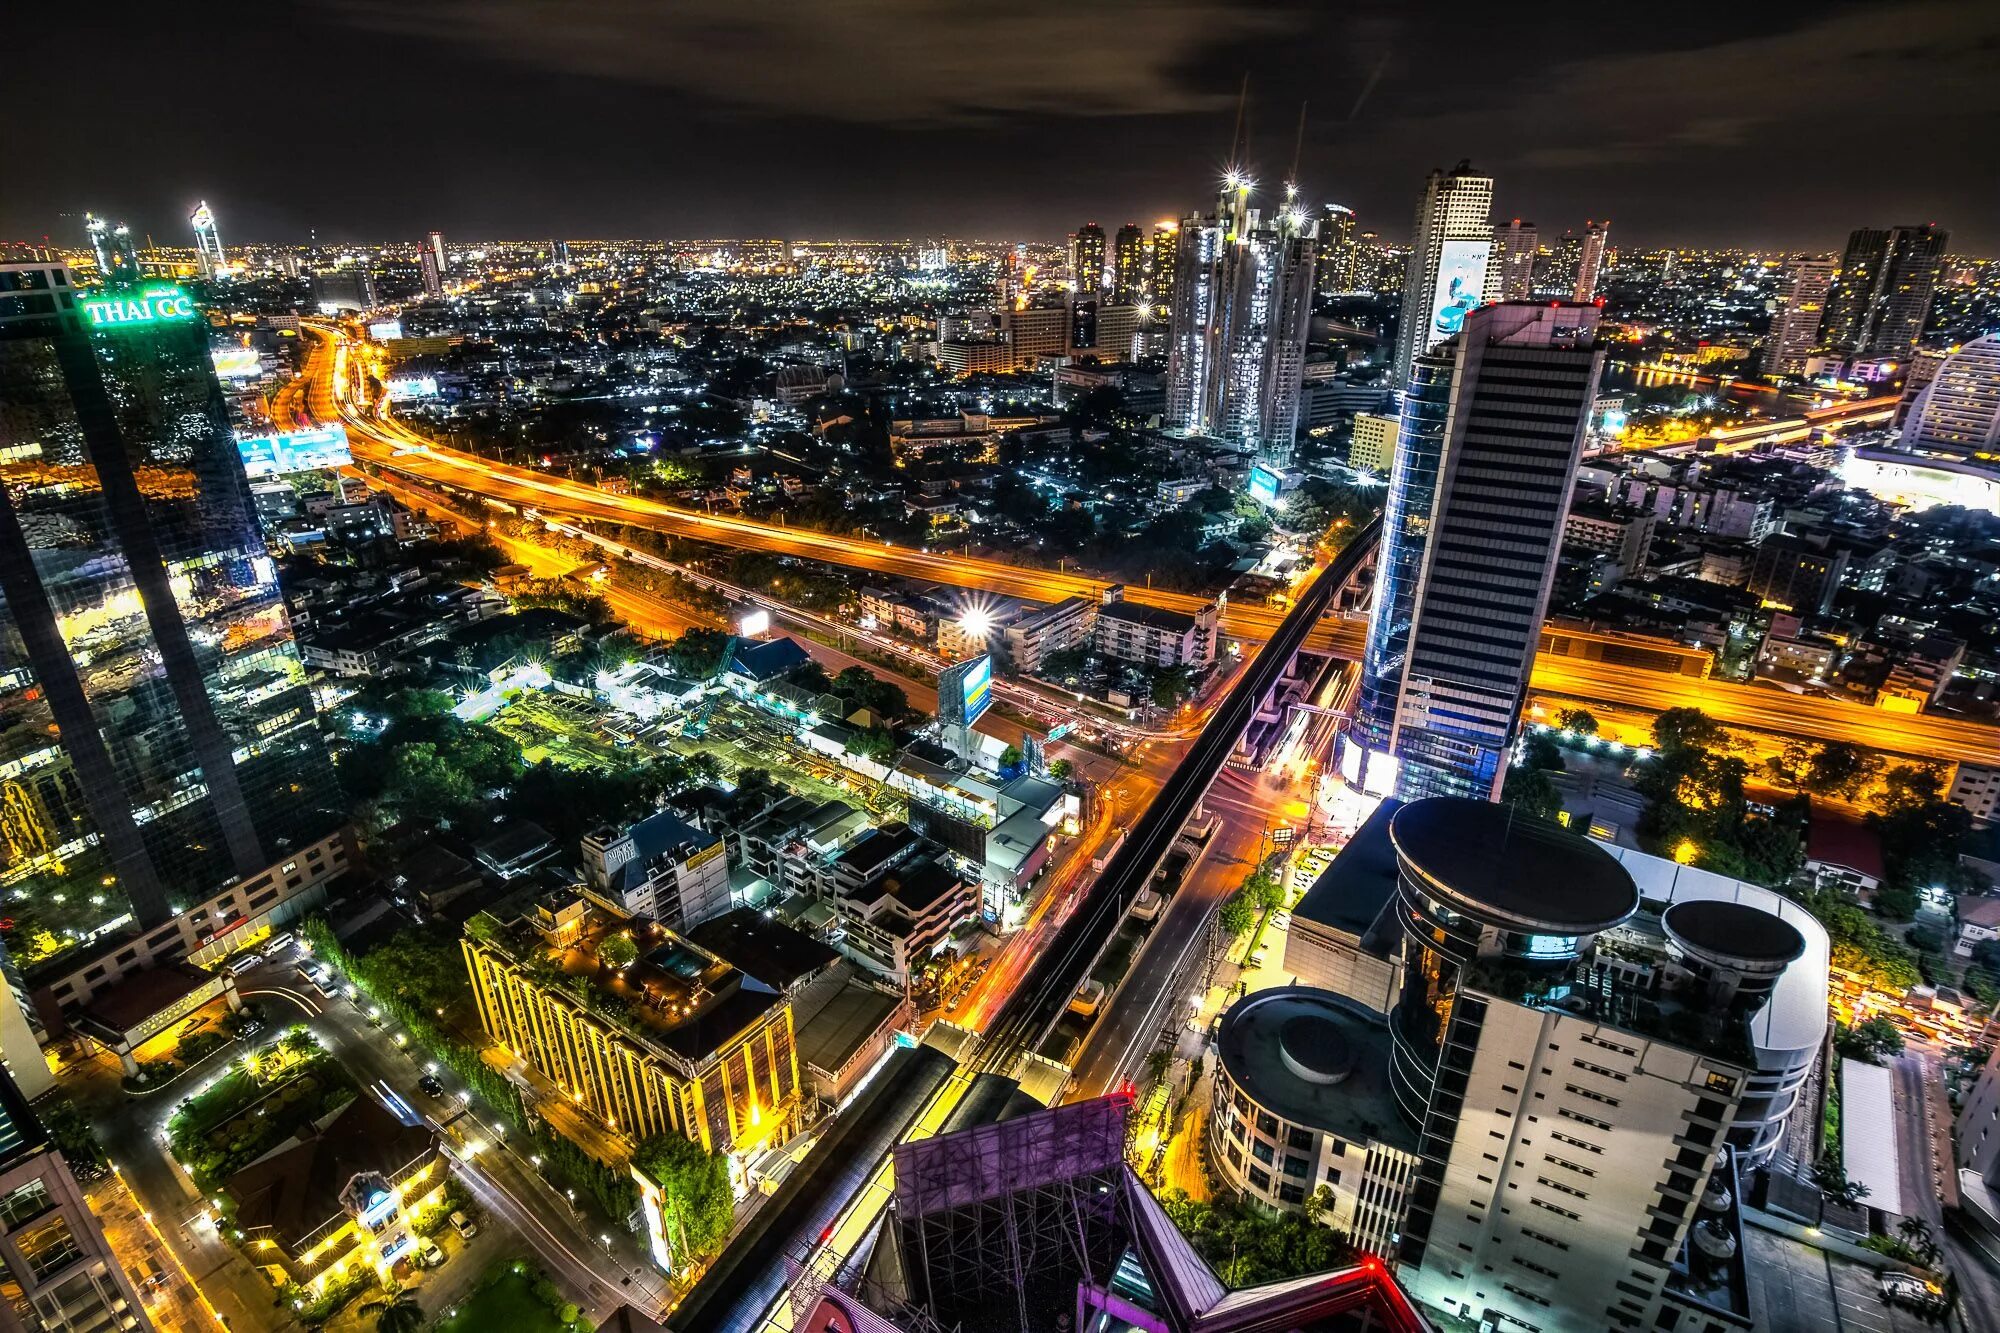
[80,285,198,329]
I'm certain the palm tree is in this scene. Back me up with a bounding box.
[372,1289,423,1333]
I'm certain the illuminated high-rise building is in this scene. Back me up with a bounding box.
[425,229,447,275]
[189,201,225,279]
[0,259,340,956]
[1347,302,1604,802]
[1391,162,1494,392]
[1313,203,1358,297]
[1572,218,1610,301]
[1760,256,1835,376]
[1163,174,1318,467]
[82,213,140,285]
[1147,220,1178,309]
[1485,218,1536,302]
[1904,333,2000,457]
[1821,223,1948,359]
[419,245,444,298]
[1069,222,1106,296]
[1111,223,1144,302]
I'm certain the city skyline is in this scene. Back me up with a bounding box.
[5,0,1996,251]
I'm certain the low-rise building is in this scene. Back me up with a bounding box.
[1564,502,1656,575]
[1804,816,1885,900]
[826,852,977,986]
[1349,411,1399,474]
[583,810,733,932]
[1093,586,1217,669]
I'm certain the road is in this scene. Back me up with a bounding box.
[290,323,2000,768]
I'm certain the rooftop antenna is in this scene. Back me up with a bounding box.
[1288,101,1308,195]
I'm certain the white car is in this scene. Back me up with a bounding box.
[1271,911,1293,931]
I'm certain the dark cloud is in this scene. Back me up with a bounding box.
[1,0,1991,251]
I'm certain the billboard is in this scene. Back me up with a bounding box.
[236,425,353,478]
[211,346,262,379]
[936,654,993,727]
[1247,464,1282,506]
[1425,239,1491,352]
[367,319,404,341]
[385,375,439,401]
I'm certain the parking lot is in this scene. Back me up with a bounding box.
[1745,1225,1935,1333]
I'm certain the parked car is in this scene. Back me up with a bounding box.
[417,1074,445,1099]
[1880,1273,1932,1306]
[418,1241,446,1269]
[449,1211,478,1240]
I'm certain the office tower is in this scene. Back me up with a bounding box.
[1761,256,1835,376]
[1349,409,1399,474]
[0,1069,154,1332]
[548,237,571,271]
[1821,223,1949,358]
[1314,203,1358,297]
[189,200,224,279]
[1069,221,1105,296]
[1903,333,2000,456]
[1111,223,1143,301]
[0,260,339,946]
[1568,217,1616,300]
[1162,175,1318,467]
[1349,303,1604,801]
[1385,799,1827,1332]
[1146,220,1178,313]
[1391,162,1494,391]
[82,213,139,285]
[308,267,376,311]
[1485,218,1536,302]
[425,228,447,275]
[419,245,444,298]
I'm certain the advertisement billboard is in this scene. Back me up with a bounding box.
[367,320,404,341]
[1247,464,1282,507]
[1425,239,1491,353]
[236,426,354,478]
[962,653,992,724]
[211,346,262,379]
[936,654,993,727]
[385,375,439,401]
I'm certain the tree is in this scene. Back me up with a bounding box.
[1243,870,1285,913]
[597,934,639,970]
[1836,1015,1905,1064]
[787,660,833,694]
[1814,1156,1869,1206]
[664,627,731,679]
[1653,707,1727,754]
[1805,742,1882,801]
[631,1134,735,1268]
[1767,741,1814,790]
[1217,894,1255,938]
[1144,1049,1172,1086]
[1152,666,1195,709]
[846,726,897,762]
[372,1290,424,1333]
[997,743,1024,770]
[1554,707,1598,735]
[1878,764,1946,816]
[1518,732,1565,772]
[1502,765,1563,823]
[1047,758,1074,781]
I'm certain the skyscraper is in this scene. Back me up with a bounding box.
[189,201,224,279]
[1485,218,1537,302]
[1314,203,1358,297]
[1163,175,1318,467]
[1821,223,1949,359]
[419,245,444,298]
[1903,333,2000,456]
[1571,218,1610,301]
[82,213,139,286]
[1761,256,1835,376]
[1069,222,1106,296]
[0,259,340,950]
[1147,220,1178,310]
[426,228,447,276]
[1111,223,1144,302]
[1349,302,1605,801]
[1391,162,1494,392]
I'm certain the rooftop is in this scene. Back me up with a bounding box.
[228,1094,436,1253]
[1390,797,1639,935]
[1213,987,1416,1155]
[1294,797,1401,939]
[684,907,838,992]
[795,981,904,1076]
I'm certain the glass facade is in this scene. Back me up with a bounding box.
[0,262,336,968]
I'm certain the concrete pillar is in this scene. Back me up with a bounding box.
[223,976,244,1013]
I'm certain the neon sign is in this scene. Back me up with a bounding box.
[80,285,198,329]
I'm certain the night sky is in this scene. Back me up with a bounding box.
[7,0,1994,252]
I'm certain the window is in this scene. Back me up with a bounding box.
[1249,1166,1272,1190]
[1255,1111,1278,1137]
[1704,1071,1737,1095]
[15,1218,80,1281]
[1251,1138,1275,1165]
[1286,1126,1314,1152]
[1550,1131,1602,1155]
[1226,1144,1244,1168]
[1277,1182,1305,1205]
[1283,1155,1309,1178]
[1324,1167,1342,1187]
[1564,1083,1620,1108]
[0,1181,51,1228]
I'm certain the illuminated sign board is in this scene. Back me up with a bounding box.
[1247,465,1282,507]
[80,284,197,329]
[1424,239,1490,353]
[368,320,404,341]
[962,653,992,725]
[385,375,439,401]
[211,347,261,379]
[235,425,354,478]
[737,609,771,637]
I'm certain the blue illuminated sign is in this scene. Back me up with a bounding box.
[236,425,354,478]
[1248,465,1282,507]
[963,654,992,725]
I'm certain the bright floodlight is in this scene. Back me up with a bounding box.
[958,605,995,639]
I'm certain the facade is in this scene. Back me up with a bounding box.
[1092,587,1217,670]
[1745,538,1849,615]
[1162,177,1318,467]
[1392,162,1495,391]
[0,1070,153,1333]
[581,809,733,933]
[1571,219,1610,301]
[1147,221,1177,310]
[0,261,342,972]
[1821,224,1948,358]
[1486,219,1536,303]
[418,247,443,298]
[1349,410,1399,474]
[1208,986,1419,1252]
[1112,224,1144,302]
[1314,203,1358,297]
[825,854,978,986]
[1760,257,1835,376]
[1564,503,1656,576]
[307,268,376,312]
[425,230,446,275]
[1904,333,2000,457]
[189,202,224,279]
[1350,303,1604,802]
[464,892,799,1154]
[1070,223,1105,296]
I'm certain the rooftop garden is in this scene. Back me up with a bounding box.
[166,1028,357,1191]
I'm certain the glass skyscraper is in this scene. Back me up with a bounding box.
[1344,302,1604,802]
[0,258,337,965]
